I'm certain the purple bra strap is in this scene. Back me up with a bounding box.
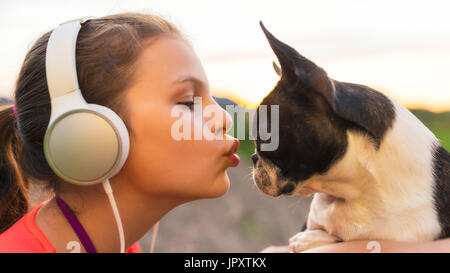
[55,197,97,253]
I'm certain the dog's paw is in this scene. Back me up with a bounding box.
[288,230,341,253]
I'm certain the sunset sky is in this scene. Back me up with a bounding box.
[1,0,449,111]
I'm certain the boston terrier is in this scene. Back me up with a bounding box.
[252,22,450,252]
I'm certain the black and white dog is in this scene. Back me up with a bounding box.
[252,22,450,252]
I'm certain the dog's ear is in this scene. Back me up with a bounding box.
[259,21,390,141]
[259,21,335,108]
[272,61,281,76]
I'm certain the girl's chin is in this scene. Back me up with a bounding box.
[205,172,231,199]
[179,172,230,200]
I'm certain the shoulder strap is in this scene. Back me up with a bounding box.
[55,197,97,253]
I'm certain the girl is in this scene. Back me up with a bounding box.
[0,12,239,253]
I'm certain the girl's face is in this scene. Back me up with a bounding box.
[117,36,238,200]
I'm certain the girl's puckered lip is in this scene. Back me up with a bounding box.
[225,139,240,167]
[226,139,239,155]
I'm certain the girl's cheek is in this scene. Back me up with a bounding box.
[167,107,224,159]
[168,108,202,141]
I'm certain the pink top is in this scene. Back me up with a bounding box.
[0,203,142,253]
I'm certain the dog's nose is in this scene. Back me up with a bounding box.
[251,153,258,165]
[279,182,296,195]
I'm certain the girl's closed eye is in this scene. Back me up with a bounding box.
[177,100,195,109]
[177,95,197,110]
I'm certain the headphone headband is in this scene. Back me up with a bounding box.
[45,17,93,99]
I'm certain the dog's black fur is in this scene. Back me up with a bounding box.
[433,143,450,238]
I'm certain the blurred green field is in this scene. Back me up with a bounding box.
[410,109,450,151]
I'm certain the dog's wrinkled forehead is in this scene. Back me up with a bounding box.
[254,22,396,182]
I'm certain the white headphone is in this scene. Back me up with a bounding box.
[43,17,130,186]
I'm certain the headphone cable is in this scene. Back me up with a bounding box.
[102,179,160,253]
[150,221,159,253]
[102,179,125,253]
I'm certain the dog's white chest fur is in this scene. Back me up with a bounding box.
[303,99,442,243]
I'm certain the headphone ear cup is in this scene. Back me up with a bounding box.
[43,105,130,185]
[87,104,130,176]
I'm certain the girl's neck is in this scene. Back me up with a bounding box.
[36,178,183,253]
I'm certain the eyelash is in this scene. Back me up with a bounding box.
[177,101,195,110]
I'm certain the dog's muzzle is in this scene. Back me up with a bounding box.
[252,153,298,197]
